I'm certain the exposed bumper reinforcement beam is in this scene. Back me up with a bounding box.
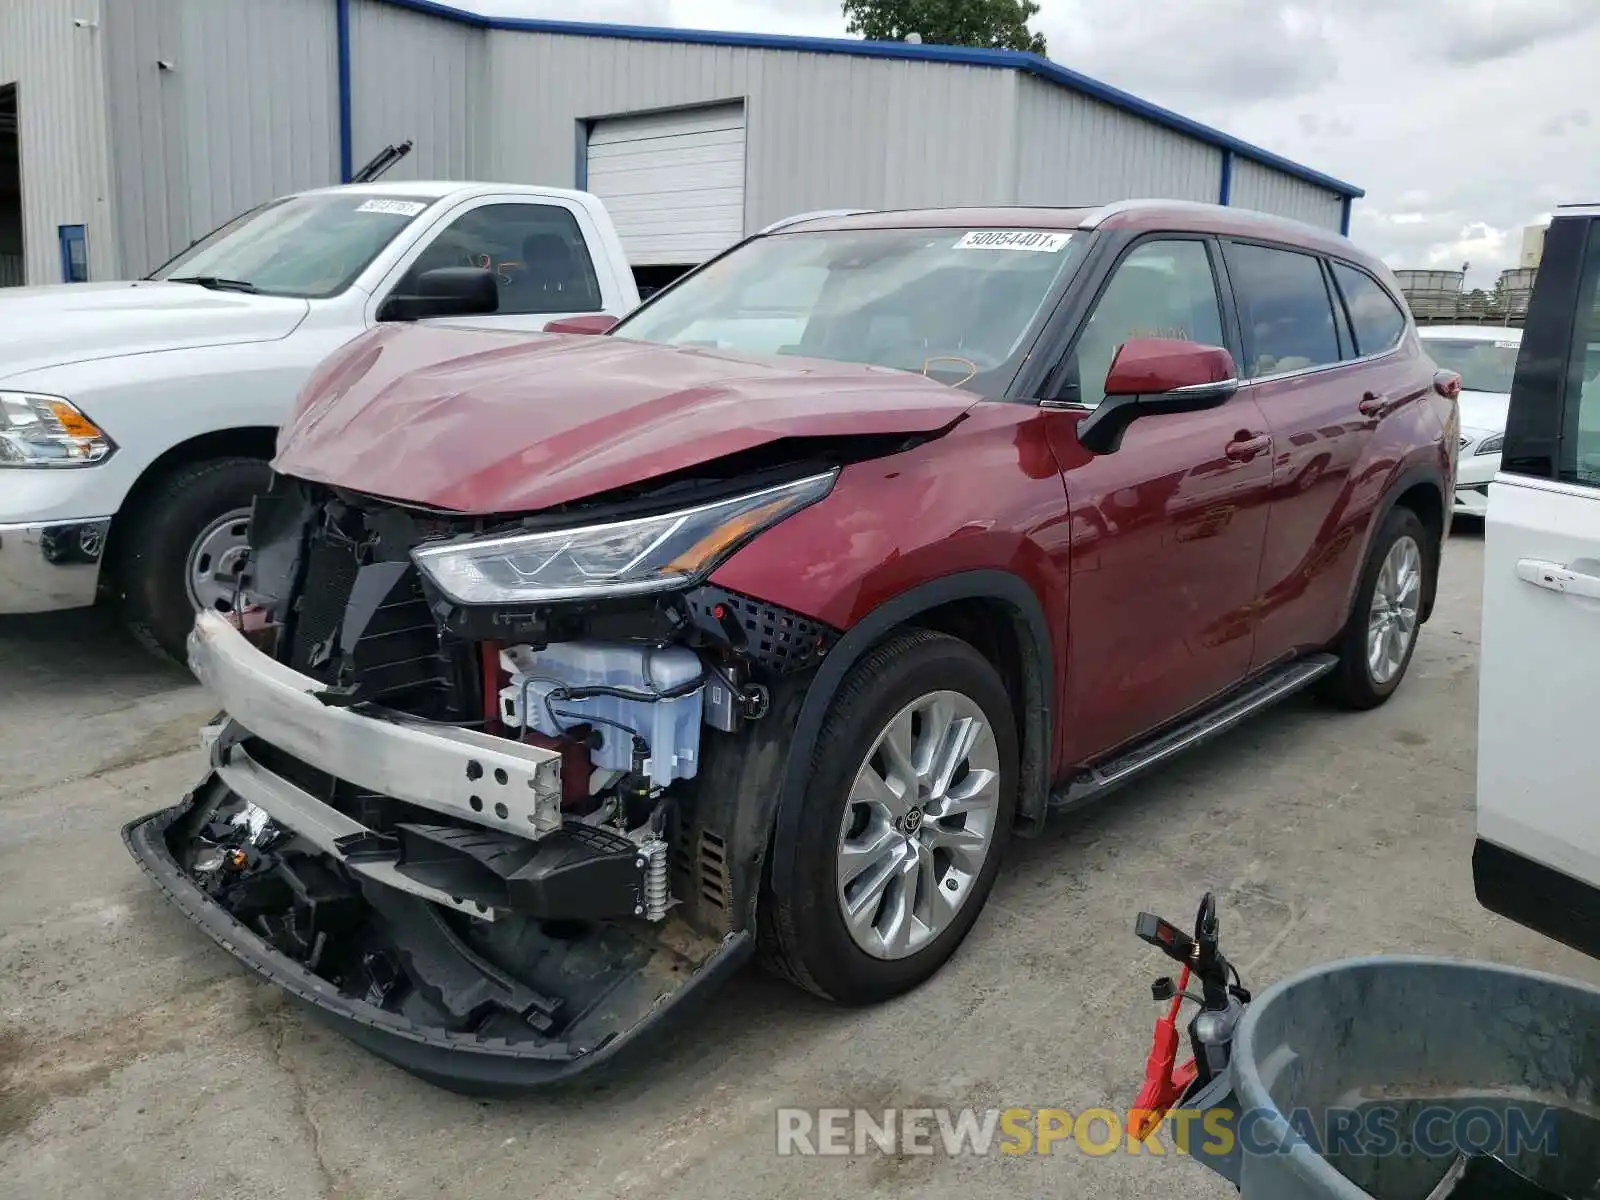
[188,610,564,840]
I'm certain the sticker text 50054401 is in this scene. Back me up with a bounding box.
[955,231,1072,253]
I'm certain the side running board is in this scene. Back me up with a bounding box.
[1051,654,1337,812]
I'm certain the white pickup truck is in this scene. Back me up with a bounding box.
[0,180,640,659]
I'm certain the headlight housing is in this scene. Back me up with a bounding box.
[412,471,837,605]
[1475,433,1505,456]
[0,392,116,467]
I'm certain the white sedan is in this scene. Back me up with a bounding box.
[1419,325,1522,517]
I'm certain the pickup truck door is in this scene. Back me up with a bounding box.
[365,194,635,333]
[1044,235,1273,763]
[1475,209,1600,958]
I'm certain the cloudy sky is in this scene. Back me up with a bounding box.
[453,0,1599,286]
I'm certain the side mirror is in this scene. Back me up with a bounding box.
[378,267,499,322]
[1076,338,1239,455]
[543,314,619,336]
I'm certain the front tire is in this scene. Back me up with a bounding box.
[759,630,1019,1004]
[114,457,273,663]
[1323,505,1430,710]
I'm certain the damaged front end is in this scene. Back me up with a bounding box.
[124,465,849,1092]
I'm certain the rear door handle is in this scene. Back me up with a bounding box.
[1517,559,1600,600]
[1225,433,1271,462]
[1358,392,1391,417]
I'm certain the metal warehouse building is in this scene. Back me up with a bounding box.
[0,0,1363,289]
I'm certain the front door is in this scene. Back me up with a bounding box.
[1475,209,1600,955]
[1046,236,1273,763]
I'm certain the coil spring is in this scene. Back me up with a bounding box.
[641,838,670,922]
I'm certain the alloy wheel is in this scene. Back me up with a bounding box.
[835,689,1003,960]
[1367,534,1422,686]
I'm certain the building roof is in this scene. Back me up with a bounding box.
[373,1,1364,200]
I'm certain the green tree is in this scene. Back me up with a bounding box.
[843,0,1048,55]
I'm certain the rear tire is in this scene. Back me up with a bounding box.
[114,457,273,663]
[1323,505,1430,710]
[758,630,1018,1004]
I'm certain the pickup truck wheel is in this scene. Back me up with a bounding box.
[115,458,272,663]
[759,630,1018,1005]
[1324,505,1429,710]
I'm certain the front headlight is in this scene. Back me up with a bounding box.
[1475,434,1504,456]
[412,471,837,605]
[0,392,116,467]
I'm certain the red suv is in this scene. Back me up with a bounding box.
[127,200,1458,1091]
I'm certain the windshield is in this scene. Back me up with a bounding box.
[1421,336,1521,394]
[150,192,439,298]
[611,227,1085,394]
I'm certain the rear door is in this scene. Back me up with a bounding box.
[1475,209,1600,957]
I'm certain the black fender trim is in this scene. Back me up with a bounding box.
[1352,462,1448,625]
[762,570,1056,915]
[1473,838,1600,963]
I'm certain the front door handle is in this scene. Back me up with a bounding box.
[1225,433,1271,462]
[1516,558,1600,600]
[1358,392,1392,418]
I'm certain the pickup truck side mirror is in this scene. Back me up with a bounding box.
[1076,338,1240,455]
[378,267,499,322]
[543,314,620,335]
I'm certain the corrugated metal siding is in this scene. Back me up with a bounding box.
[1229,158,1344,231]
[0,0,115,285]
[482,33,1016,239]
[348,0,483,182]
[104,0,340,277]
[1012,75,1221,208]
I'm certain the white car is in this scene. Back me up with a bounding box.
[1418,325,1522,518]
[0,181,639,659]
[1475,203,1600,959]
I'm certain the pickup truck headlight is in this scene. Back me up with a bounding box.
[0,392,116,467]
[1475,434,1505,456]
[412,471,837,605]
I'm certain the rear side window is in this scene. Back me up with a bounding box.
[1331,262,1408,356]
[1226,243,1342,377]
[1502,215,1600,484]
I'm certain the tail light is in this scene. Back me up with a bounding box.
[1434,370,1462,400]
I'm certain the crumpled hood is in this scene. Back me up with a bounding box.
[0,282,310,381]
[1457,388,1510,436]
[273,323,980,514]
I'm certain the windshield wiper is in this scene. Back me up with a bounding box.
[167,275,262,294]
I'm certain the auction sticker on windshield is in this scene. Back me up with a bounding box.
[955,231,1072,253]
[355,199,428,217]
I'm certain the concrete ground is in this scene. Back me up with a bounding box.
[2,525,1596,1200]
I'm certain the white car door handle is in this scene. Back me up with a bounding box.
[1516,559,1600,599]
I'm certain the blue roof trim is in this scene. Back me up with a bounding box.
[373,0,1364,200]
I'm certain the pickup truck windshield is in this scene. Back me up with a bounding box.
[612,227,1084,394]
[150,193,439,298]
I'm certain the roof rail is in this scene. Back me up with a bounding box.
[1078,197,1351,240]
[758,209,875,234]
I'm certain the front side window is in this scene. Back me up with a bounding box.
[1331,262,1407,357]
[1065,239,1225,407]
[393,203,603,315]
[1420,337,1521,395]
[151,192,440,298]
[612,227,1086,395]
[1565,229,1600,485]
[1227,242,1342,378]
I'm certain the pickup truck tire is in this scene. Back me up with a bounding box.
[758,630,1018,1005]
[115,457,273,663]
[1323,505,1430,710]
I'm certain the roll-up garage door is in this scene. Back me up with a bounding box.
[585,103,747,267]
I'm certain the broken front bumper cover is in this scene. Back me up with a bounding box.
[121,612,753,1093]
[124,798,752,1091]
